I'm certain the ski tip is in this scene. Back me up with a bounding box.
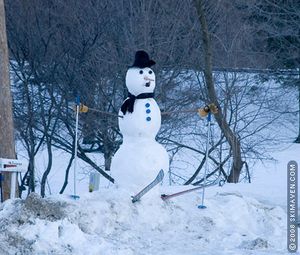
[160,194,167,200]
[158,169,164,180]
[70,195,80,200]
[131,197,139,203]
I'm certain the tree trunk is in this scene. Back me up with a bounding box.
[40,140,53,197]
[104,151,112,171]
[27,154,35,195]
[59,154,75,194]
[24,81,36,193]
[0,0,18,200]
[193,0,243,183]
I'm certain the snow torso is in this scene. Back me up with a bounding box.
[119,98,161,139]
[112,96,169,190]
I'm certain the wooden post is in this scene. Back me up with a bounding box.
[0,0,18,200]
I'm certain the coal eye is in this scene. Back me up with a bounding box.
[139,70,143,74]
[149,70,153,74]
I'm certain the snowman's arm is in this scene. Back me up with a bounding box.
[72,103,123,118]
[161,109,198,115]
[160,103,218,117]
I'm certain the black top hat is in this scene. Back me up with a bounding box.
[131,50,156,68]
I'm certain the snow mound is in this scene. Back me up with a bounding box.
[0,186,287,255]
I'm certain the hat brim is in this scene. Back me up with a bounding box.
[130,59,156,68]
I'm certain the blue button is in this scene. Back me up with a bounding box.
[146,109,151,114]
[146,117,151,121]
[145,103,150,108]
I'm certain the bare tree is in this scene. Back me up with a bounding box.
[192,0,244,183]
[5,0,295,194]
[242,0,300,142]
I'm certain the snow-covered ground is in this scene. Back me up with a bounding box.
[0,186,287,255]
[0,144,298,254]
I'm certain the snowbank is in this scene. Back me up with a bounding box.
[0,185,288,255]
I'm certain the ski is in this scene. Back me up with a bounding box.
[132,169,164,203]
[161,182,217,201]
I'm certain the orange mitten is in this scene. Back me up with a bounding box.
[73,104,89,113]
[197,103,218,117]
[198,105,210,117]
[79,104,89,113]
[208,103,218,114]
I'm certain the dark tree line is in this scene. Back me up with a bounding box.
[3,0,299,197]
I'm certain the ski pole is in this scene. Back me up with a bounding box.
[198,111,212,209]
[71,96,80,200]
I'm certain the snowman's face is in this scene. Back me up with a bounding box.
[125,67,156,96]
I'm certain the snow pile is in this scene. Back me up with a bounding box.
[0,186,287,255]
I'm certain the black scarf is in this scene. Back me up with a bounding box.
[121,92,154,115]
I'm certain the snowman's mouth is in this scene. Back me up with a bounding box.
[145,82,151,87]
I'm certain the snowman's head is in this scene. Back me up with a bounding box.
[125,67,156,96]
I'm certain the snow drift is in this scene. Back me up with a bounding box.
[0,185,287,255]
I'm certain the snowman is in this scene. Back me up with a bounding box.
[111,50,169,191]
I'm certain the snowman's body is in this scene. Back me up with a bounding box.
[119,98,160,139]
[111,54,169,191]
